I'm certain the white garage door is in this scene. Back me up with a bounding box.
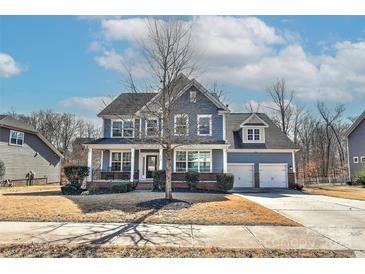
[259,164,288,188]
[227,164,254,188]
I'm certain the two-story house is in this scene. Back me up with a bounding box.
[84,74,298,189]
[346,111,365,181]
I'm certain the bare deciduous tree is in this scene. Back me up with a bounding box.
[267,78,294,135]
[123,17,202,200]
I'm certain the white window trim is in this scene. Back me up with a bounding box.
[173,150,212,173]
[197,114,212,136]
[353,156,359,164]
[361,156,365,163]
[9,130,24,146]
[109,150,132,172]
[145,118,159,138]
[111,119,135,138]
[242,127,265,143]
[174,114,189,136]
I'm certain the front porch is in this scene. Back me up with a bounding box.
[85,145,229,186]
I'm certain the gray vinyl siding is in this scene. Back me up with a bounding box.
[169,86,223,142]
[0,127,61,182]
[227,152,293,173]
[348,118,365,178]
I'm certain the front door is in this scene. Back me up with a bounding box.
[146,155,157,179]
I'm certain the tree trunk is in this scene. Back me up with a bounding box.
[165,147,173,200]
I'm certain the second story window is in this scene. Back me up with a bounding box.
[145,119,159,137]
[247,128,260,141]
[197,114,212,136]
[174,114,189,136]
[112,120,134,138]
[9,130,24,146]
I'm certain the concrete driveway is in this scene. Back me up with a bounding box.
[237,190,365,256]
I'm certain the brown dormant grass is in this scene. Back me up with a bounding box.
[0,185,298,226]
[303,185,365,201]
[0,243,353,258]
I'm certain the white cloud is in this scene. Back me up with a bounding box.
[92,16,365,103]
[0,52,23,78]
[59,96,113,111]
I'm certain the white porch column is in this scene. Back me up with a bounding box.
[223,148,227,173]
[159,148,163,170]
[87,148,92,181]
[130,148,135,182]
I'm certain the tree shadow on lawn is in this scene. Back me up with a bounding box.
[63,192,229,214]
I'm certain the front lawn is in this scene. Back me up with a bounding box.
[0,185,298,226]
[303,185,365,201]
[0,243,353,258]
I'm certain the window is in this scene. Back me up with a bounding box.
[361,156,365,163]
[174,151,211,172]
[174,114,189,136]
[111,152,132,171]
[190,91,196,103]
[197,115,212,136]
[9,130,24,146]
[145,119,159,137]
[353,157,359,164]
[112,120,134,138]
[246,128,261,142]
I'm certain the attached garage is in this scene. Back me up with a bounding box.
[259,164,288,188]
[227,163,254,188]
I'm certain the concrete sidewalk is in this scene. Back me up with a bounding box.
[0,221,348,251]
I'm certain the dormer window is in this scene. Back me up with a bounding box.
[240,113,268,144]
[247,128,260,141]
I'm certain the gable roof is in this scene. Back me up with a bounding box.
[98,93,157,117]
[240,113,268,127]
[345,111,365,137]
[0,115,63,158]
[226,113,298,150]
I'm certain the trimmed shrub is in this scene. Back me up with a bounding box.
[294,183,303,191]
[0,160,5,180]
[216,173,234,191]
[111,182,133,193]
[61,183,81,195]
[64,166,89,184]
[153,170,166,190]
[185,171,199,190]
[354,163,365,185]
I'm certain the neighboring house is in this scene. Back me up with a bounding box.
[346,111,365,180]
[84,74,298,189]
[0,115,63,184]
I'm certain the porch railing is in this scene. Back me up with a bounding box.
[92,169,139,181]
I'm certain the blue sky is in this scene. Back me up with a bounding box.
[1,16,365,124]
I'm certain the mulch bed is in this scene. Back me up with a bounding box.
[0,243,354,258]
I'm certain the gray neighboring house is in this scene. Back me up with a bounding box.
[346,111,365,180]
[84,74,298,189]
[0,115,63,183]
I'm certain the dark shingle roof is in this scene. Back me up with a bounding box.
[98,93,157,117]
[226,113,297,150]
[0,115,37,133]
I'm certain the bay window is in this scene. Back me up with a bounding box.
[174,151,211,172]
[112,120,134,138]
